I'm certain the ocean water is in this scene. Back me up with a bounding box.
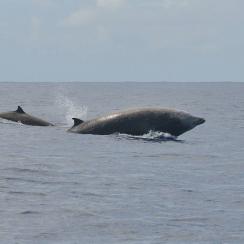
[0,82,243,244]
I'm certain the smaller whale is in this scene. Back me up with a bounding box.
[0,106,54,126]
[68,107,205,137]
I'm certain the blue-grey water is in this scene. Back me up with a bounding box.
[0,82,243,244]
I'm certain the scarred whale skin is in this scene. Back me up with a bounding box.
[0,106,54,126]
[68,108,205,137]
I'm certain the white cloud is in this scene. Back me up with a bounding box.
[30,16,42,42]
[136,0,194,9]
[63,0,126,27]
[97,25,110,42]
[163,0,193,8]
[63,8,97,26]
[96,0,126,9]
[32,0,53,7]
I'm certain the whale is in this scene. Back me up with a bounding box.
[68,108,205,137]
[0,106,54,126]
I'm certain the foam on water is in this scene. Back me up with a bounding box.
[55,94,88,126]
[0,118,24,126]
[118,130,178,142]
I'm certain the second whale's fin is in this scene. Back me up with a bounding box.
[16,106,25,114]
[72,118,84,127]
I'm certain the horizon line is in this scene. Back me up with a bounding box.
[0,80,241,83]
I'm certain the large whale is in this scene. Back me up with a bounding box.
[0,106,54,126]
[68,108,205,137]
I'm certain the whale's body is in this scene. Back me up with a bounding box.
[68,108,205,137]
[0,106,53,126]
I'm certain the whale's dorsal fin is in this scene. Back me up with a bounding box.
[16,106,25,114]
[72,118,84,127]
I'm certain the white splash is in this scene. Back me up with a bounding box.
[134,131,176,140]
[0,118,15,124]
[0,118,24,126]
[55,94,88,126]
[118,130,177,141]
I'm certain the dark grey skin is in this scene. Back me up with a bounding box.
[68,108,205,137]
[0,106,54,126]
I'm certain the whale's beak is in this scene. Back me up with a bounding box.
[196,117,205,125]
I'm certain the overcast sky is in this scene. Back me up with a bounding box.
[0,0,243,82]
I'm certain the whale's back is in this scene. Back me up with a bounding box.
[69,108,204,136]
[0,107,53,126]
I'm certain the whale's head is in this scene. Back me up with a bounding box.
[156,110,205,137]
[163,110,205,136]
[179,113,205,135]
[192,117,205,127]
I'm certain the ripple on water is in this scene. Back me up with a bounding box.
[20,211,40,215]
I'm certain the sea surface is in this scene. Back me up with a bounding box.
[0,82,243,244]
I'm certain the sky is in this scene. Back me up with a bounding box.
[0,0,243,82]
